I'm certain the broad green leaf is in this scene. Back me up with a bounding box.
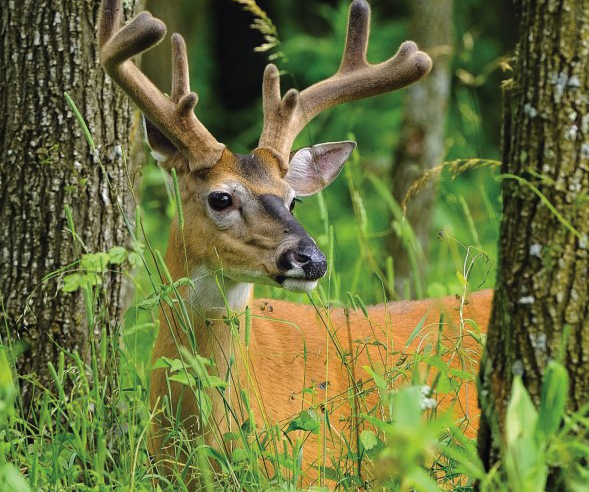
[62,273,82,292]
[81,252,109,273]
[152,356,186,373]
[360,429,377,450]
[394,387,422,428]
[538,361,568,442]
[449,369,474,381]
[108,246,128,265]
[128,251,142,268]
[231,448,250,463]
[168,372,197,386]
[286,409,320,434]
[1,463,32,492]
[505,376,538,447]
[206,375,228,390]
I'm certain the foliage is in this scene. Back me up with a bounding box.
[6,2,584,492]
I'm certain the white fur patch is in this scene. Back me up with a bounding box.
[189,267,252,312]
[282,278,318,293]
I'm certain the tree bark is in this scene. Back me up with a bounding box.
[477,0,589,478]
[390,0,453,298]
[0,0,142,411]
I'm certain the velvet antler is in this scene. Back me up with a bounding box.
[98,0,225,170]
[258,0,432,171]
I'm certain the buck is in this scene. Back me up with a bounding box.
[98,0,493,486]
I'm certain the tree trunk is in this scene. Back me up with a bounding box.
[477,0,589,478]
[0,0,142,411]
[390,0,453,298]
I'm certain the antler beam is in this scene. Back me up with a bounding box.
[98,0,224,170]
[258,0,432,171]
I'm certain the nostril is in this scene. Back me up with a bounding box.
[294,252,311,265]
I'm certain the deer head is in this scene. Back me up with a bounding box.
[98,0,431,295]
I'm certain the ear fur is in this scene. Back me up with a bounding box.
[284,141,356,196]
[143,117,189,172]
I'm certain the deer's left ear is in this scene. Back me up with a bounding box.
[284,141,356,196]
[143,117,190,173]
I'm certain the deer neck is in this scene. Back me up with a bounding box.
[163,223,254,352]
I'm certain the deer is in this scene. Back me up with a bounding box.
[98,0,494,487]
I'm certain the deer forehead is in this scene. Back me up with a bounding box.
[199,148,292,199]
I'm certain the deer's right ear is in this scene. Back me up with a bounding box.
[144,117,189,172]
[285,141,356,196]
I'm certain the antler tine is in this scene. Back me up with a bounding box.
[258,64,300,172]
[258,0,432,172]
[170,34,191,103]
[98,0,224,170]
[340,0,370,72]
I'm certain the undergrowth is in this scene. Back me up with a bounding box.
[1,94,588,492]
[1,2,588,489]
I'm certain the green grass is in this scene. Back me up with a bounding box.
[1,95,588,491]
[2,2,587,489]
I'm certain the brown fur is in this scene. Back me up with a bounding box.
[147,149,493,486]
[98,0,482,487]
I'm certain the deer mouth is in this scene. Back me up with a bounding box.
[274,275,319,293]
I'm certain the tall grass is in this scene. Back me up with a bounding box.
[1,85,588,492]
[2,2,587,489]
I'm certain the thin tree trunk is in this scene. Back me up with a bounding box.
[477,0,589,482]
[390,0,453,298]
[0,0,142,411]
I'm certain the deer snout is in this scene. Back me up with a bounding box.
[277,241,327,281]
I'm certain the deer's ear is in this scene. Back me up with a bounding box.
[143,117,189,172]
[284,141,356,196]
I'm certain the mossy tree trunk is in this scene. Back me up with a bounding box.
[0,0,142,412]
[390,0,453,298]
[477,0,589,480]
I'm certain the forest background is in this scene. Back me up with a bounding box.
[138,0,516,315]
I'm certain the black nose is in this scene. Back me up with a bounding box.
[278,243,327,280]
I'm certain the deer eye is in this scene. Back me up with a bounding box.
[208,192,233,211]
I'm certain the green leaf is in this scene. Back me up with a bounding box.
[205,446,230,472]
[108,246,128,265]
[83,272,102,287]
[168,372,197,386]
[405,312,429,349]
[152,356,186,373]
[394,387,422,428]
[505,376,538,447]
[231,448,250,463]
[286,409,320,434]
[62,273,82,292]
[537,361,568,442]
[449,369,474,381]
[363,366,387,391]
[436,373,456,394]
[360,429,377,450]
[1,463,32,492]
[205,375,228,390]
[456,270,467,288]
[128,251,142,268]
[81,252,109,273]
